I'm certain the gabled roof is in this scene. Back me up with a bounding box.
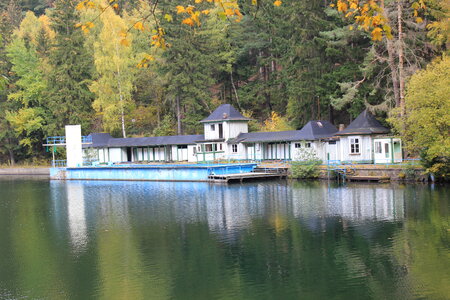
[200,104,250,123]
[335,110,389,135]
[86,133,203,148]
[232,120,337,143]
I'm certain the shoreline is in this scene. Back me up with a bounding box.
[0,167,50,176]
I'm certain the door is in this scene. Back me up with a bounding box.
[374,140,391,163]
[247,145,254,160]
[327,141,338,162]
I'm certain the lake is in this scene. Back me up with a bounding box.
[0,178,448,300]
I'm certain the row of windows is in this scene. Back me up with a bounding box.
[196,143,238,153]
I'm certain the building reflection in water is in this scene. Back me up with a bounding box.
[66,182,88,253]
[291,183,405,222]
[51,181,405,250]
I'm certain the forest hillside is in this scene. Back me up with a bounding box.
[0,0,448,172]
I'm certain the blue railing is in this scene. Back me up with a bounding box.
[45,135,92,145]
[53,160,66,167]
[46,136,66,145]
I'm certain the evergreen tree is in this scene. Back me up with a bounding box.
[46,0,94,134]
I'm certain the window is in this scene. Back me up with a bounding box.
[198,145,201,152]
[205,144,213,152]
[219,143,222,151]
[305,142,311,148]
[350,138,360,154]
[328,141,336,145]
[375,141,382,153]
[210,124,215,131]
[295,143,301,148]
[232,144,238,153]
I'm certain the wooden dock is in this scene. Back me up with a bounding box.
[346,175,390,182]
[208,172,286,183]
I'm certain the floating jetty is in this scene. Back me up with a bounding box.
[208,172,287,183]
[49,163,273,183]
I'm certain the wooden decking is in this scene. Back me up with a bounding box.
[208,172,286,183]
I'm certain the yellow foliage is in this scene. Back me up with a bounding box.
[133,21,144,31]
[176,5,185,13]
[120,38,130,46]
[273,0,282,7]
[261,111,294,132]
[182,18,195,26]
[371,27,383,41]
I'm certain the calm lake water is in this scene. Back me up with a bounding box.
[0,178,448,300]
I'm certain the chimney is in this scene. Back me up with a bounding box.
[223,113,228,119]
[339,124,345,132]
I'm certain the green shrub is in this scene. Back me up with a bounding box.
[290,160,322,179]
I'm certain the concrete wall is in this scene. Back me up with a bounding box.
[0,168,50,175]
[50,164,257,181]
[65,125,83,167]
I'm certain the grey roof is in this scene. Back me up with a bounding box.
[200,104,251,123]
[335,110,389,135]
[233,120,338,143]
[299,120,339,140]
[86,133,203,148]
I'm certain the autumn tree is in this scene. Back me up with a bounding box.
[388,55,449,179]
[5,16,49,154]
[88,3,137,138]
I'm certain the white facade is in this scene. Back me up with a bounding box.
[78,106,403,165]
[338,135,373,162]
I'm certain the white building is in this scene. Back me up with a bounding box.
[82,104,402,165]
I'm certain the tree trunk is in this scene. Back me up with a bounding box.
[230,70,241,110]
[397,0,406,116]
[381,0,401,108]
[8,149,15,166]
[176,95,182,135]
[114,42,127,138]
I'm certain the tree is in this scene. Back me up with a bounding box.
[89,4,136,138]
[331,0,443,116]
[6,36,48,153]
[46,0,94,135]
[388,55,449,179]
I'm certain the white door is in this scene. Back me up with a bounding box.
[247,145,254,160]
[327,142,338,162]
[374,140,391,163]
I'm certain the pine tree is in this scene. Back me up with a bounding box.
[46,0,94,135]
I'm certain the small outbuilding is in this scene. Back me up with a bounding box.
[334,110,402,164]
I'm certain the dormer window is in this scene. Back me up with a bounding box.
[210,124,215,131]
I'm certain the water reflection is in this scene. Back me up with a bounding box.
[291,183,405,227]
[1,179,447,300]
[52,181,407,242]
[66,182,88,253]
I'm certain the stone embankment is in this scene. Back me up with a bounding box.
[0,168,50,176]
